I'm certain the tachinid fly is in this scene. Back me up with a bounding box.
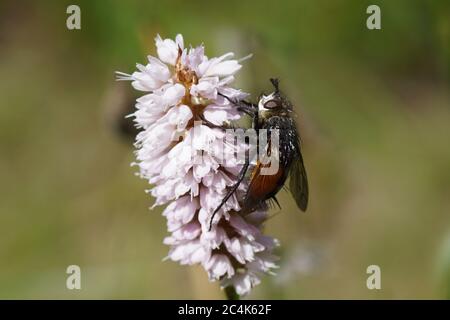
[209,78,308,230]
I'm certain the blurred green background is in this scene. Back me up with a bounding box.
[0,0,449,299]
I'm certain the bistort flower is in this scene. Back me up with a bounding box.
[117,34,279,296]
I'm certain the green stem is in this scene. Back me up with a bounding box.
[224,286,240,300]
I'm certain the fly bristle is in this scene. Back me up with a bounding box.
[270,78,280,93]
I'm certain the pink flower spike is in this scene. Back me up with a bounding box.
[117,34,279,296]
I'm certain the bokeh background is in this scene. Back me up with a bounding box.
[0,0,449,299]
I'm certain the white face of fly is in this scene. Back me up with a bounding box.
[258,92,275,111]
[258,92,278,115]
[258,92,280,118]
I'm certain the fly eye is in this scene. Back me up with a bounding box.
[264,100,279,109]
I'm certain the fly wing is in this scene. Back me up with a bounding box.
[289,152,308,211]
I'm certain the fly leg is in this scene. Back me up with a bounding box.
[218,92,256,118]
[207,93,258,231]
[198,113,235,130]
[271,195,282,209]
[208,155,250,231]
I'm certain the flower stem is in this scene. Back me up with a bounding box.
[224,286,240,300]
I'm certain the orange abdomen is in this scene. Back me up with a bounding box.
[244,161,286,210]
